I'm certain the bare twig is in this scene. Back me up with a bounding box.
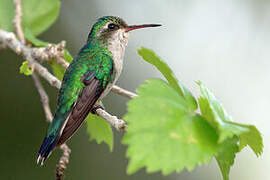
[55,56,69,68]
[56,144,71,180]
[96,108,127,131]
[33,41,66,63]
[13,0,25,43]
[32,73,53,122]
[111,85,137,99]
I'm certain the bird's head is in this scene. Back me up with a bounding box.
[87,16,161,46]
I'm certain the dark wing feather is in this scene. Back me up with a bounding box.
[56,72,104,145]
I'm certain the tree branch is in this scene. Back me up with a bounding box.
[56,144,71,180]
[13,0,25,44]
[96,109,127,131]
[111,85,137,99]
[32,73,53,122]
[32,41,66,63]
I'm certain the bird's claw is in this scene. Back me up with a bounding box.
[91,104,105,114]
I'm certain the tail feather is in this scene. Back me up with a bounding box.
[37,112,68,165]
[37,136,58,165]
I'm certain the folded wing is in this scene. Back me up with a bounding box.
[57,71,105,145]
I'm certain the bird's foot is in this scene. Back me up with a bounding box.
[91,104,105,114]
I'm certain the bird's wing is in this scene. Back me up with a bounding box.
[57,54,114,145]
[56,71,105,145]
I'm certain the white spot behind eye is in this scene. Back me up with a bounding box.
[97,22,112,37]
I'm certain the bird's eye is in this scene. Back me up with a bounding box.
[108,23,118,30]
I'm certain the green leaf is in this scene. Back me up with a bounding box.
[198,97,247,143]
[22,0,60,36]
[19,61,33,75]
[238,124,263,156]
[51,62,65,80]
[50,49,72,80]
[197,81,263,155]
[215,137,239,180]
[63,49,73,63]
[138,47,197,111]
[0,0,60,36]
[199,82,245,140]
[86,113,113,151]
[24,28,49,46]
[0,0,14,32]
[123,79,218,175]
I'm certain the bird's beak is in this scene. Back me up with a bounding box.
[125,24,161,32]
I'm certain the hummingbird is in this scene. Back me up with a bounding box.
[37,16,161,165]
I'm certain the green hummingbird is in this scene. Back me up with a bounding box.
[37,16,161,165]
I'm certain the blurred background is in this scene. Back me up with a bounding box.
[1,0,269,179]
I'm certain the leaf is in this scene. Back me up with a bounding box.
[215,137,239,180]
[138,47,197,111]
[19,61,33,75]
[198,82,246,139]
[197,81,263,155]
[63,49,73,63]
[86,113,113,151]
[123,79,218,175]
[22,0,60,36]
[50,62,65,80]
[238,124,263,156]
[0,0,60,36]
[24,28,49,46]
[0,0,14,32]
[50,49,72,80]
[198,96,247,143]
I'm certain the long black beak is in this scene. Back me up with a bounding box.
[125,24,161,32]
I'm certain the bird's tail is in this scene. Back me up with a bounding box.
[37,113,65,165]
[37,135,59,165]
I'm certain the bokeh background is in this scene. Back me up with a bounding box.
[1,0,269,179]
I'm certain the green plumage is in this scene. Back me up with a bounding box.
[47,40,114,135]
[58,42,113,114]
